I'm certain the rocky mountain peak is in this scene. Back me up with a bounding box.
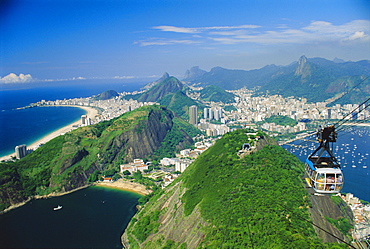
[183,66,206,80]
[142,72,170,90]
[295,55,308,76]
[160,72,170,81]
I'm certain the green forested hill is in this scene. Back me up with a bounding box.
[123,129,347,248]
[93,89,119,100]
[0,105,199,211]
[124,76,185,102]
[262,115,298,127]
[158,91,205,120]
[199,85,235,103]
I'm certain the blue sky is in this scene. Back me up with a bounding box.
[1,0,369,83]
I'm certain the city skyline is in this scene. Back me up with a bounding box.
[1,0,369,83]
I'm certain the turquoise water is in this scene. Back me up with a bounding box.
[0,186,141,248]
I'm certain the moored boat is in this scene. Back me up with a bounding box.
[53,205,62,211]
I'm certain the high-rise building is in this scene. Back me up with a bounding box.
[15,144,27,159]
[81,115,87,125]
[327,109,332,119]
[86,117,91,125]
[189,105,198,125]
[203,108,208,119]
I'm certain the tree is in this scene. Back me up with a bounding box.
[122,170,131,175]
[133,170,143,180]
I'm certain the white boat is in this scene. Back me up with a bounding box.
[53,205,62,211]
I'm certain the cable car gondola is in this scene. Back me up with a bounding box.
[305,124,343,194]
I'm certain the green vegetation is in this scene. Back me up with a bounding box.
[258,62,370,103]
[198,85,235,103]
[149,116,201,160]
[223,105,237,112]
[126,129,346,248]
[93,90,119,100]
[262,115,298,127]
[186,65,280,90]
[124,76,184,103]
[159,90,205,120]
[132,210,161,242]
[325,217,352,236]
[0,105,201,211]
[186,58,369,104]
[181,130,345,247]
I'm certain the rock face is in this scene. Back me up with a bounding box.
[0,105,196,210]
[308,194,354,243]
[104,107,174,163]
[122,182,207,249]
[142,72,170,90]
[183,66,206,80]
[294,55,312,81]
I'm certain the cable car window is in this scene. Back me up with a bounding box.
[312,171,317,181]
[316,173,325,183]
[336,174,343,183]
[326,174,335,183]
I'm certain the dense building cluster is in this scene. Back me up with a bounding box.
[339,193,370,241]
[230,89,368,123]
[32,95,155,124]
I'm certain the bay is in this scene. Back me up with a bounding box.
[0,186,141,248]
[0,79,143,157]
[0,106,86,157]
[283,126,370,202]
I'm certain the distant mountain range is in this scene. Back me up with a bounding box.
[183,56,370,103]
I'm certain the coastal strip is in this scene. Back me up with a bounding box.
[0,105,99,161]
[1,180,150,215]
[96,179,152,196]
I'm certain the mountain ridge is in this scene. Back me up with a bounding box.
[183,56,370,103]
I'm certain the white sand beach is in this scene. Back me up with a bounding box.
[0,105,99,161]
[96,179,152,196]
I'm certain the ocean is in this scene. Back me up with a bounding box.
[0,79,144,157]
[0,186,141,248]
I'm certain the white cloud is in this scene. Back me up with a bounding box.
[0,73,33,84]
[153,26,200,33]
[346,31,368,41]
[153,24,260,34]
[139,20,370,47]
[135,38,199,46]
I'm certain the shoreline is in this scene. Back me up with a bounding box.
[0,185,91,215]
[95,179,152,196]
[0,105,99,161]
[1,180,150,215]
